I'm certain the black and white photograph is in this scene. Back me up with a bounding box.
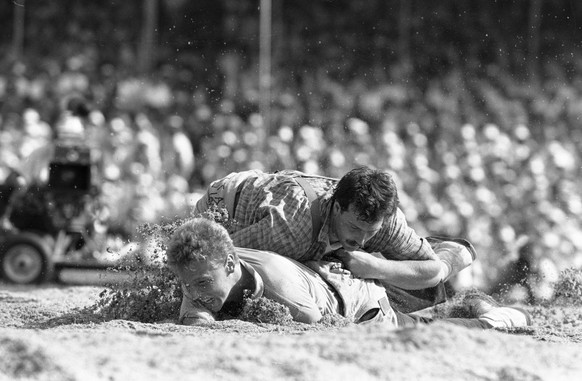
[1,1,581,380]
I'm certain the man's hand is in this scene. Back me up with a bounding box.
[305,259,352,276]
[179,296,216,325]
[181,309,215,326]
[333,249,380,278]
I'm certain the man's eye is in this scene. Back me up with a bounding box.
[198,279,212,287]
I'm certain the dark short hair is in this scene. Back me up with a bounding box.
[166,218,236,270]
[332,166,399,222]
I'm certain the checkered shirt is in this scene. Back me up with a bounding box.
[223,170,436,262]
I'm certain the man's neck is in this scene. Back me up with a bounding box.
[237,264,255,296]
[328,205,339,244]
[222,264,254,314]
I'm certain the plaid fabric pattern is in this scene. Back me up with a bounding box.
[229,171,335,261]
[198,170,435,262]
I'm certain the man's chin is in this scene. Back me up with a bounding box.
[209,300,225,312]
[197,298,222,312]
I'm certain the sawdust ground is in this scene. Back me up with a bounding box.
[1,283,581,381]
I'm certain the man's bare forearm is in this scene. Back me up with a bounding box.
[370,257,444,289]
[335,250,444,289]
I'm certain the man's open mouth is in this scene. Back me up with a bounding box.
[199,296,214,307]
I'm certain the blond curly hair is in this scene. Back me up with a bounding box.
[166,218,237,270]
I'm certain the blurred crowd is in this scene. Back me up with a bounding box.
[1,3,582,300]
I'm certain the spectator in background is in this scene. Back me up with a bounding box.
[0,166,26,229]
[163,115,195,182]
[133,112,163,180]
[19,96,88,185]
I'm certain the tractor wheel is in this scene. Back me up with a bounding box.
[0,235,52,284]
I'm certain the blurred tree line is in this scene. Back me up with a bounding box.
[1,0,581,89]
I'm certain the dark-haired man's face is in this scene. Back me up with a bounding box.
[330,202,383,251]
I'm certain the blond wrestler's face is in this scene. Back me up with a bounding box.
[330,201,383,252]
[174,254,239,312]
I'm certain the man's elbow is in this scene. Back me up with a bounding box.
[423,274,444,288]
[400,273,442,290]
[422,259,447,288]
[403,259,443,289]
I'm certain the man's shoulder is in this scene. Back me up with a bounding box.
[237,247,298,267]
[236,247,314,281]
[240,170,335,198]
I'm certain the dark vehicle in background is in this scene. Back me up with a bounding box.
[0,141,105,284]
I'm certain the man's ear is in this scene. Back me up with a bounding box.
[225,254,236,274]
[333,200,342,215]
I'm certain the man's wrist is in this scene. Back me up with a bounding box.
[353,252,387,279]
